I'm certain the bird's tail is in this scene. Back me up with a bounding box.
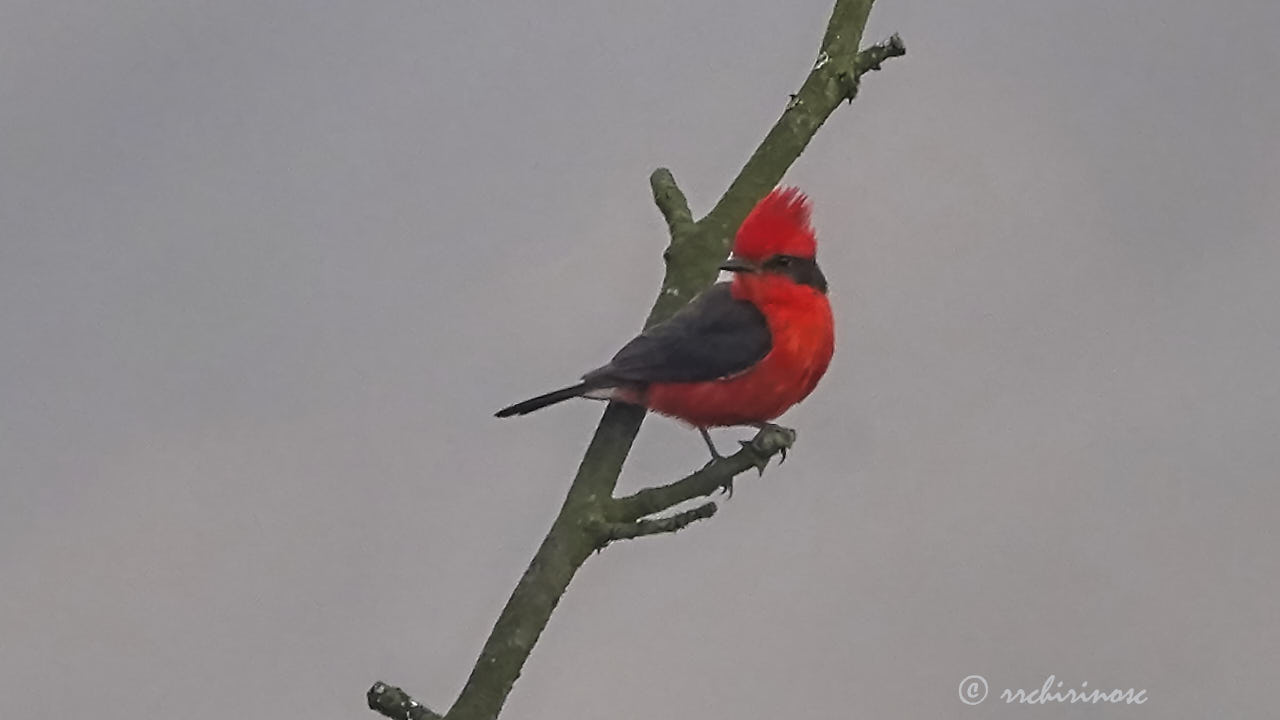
[495,382,594,418]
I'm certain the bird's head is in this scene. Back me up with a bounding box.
[719,186,827,294]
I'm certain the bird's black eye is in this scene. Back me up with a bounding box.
[772,255,793,267]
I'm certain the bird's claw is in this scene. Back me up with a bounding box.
[701,445,728,473]
[741,424,797,475]
[738,439,771,476]
[701,441,733,496]
[719,476,735,498]
[752,424,796,454]
[705,424,797,498]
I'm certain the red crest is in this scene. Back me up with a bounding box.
[733,187,816,261]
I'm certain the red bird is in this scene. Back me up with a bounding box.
[496,187,834,461]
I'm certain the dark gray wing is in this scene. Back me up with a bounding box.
[584,282,771,385]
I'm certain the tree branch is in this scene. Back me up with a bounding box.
[369,2,902,719]
[368,682,443,720]
[696,4,905,275]
[650,168,695,241]
[596,502,718,545]
[856,33,907,73]
[612,425,797,522]
[840,33,908,101]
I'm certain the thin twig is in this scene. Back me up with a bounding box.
[368,682,443,720]
[855,33,907,73]
[650,168,696,240]
[598,502,718,545]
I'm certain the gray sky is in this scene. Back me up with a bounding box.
[2,1,1278,718]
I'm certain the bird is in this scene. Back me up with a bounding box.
[496,186,834,465]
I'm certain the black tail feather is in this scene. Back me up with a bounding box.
[495,382,593,417]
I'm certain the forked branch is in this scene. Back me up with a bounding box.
[596,502,719,545]
[612,425,797,523]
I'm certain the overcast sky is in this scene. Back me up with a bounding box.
[2,1,1278,718]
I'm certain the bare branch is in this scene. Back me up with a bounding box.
[840,34,908,101]
[820,0,876,57]
[855,33,907,73]
[697,0,904,267]
[612,425,797,522]
[367,682,442,720]
[598,502,718,545]
[650,168,695,241]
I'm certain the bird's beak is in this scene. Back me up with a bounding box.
[719,256,757,274]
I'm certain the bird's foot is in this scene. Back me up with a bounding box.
[718,475,735,498]
[700,446,727,467]
[699,433,736,497]
[699,428,727,466]
[741,423,797,475]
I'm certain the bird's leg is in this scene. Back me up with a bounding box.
[699,427,725,462]
[698,427,736,497]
